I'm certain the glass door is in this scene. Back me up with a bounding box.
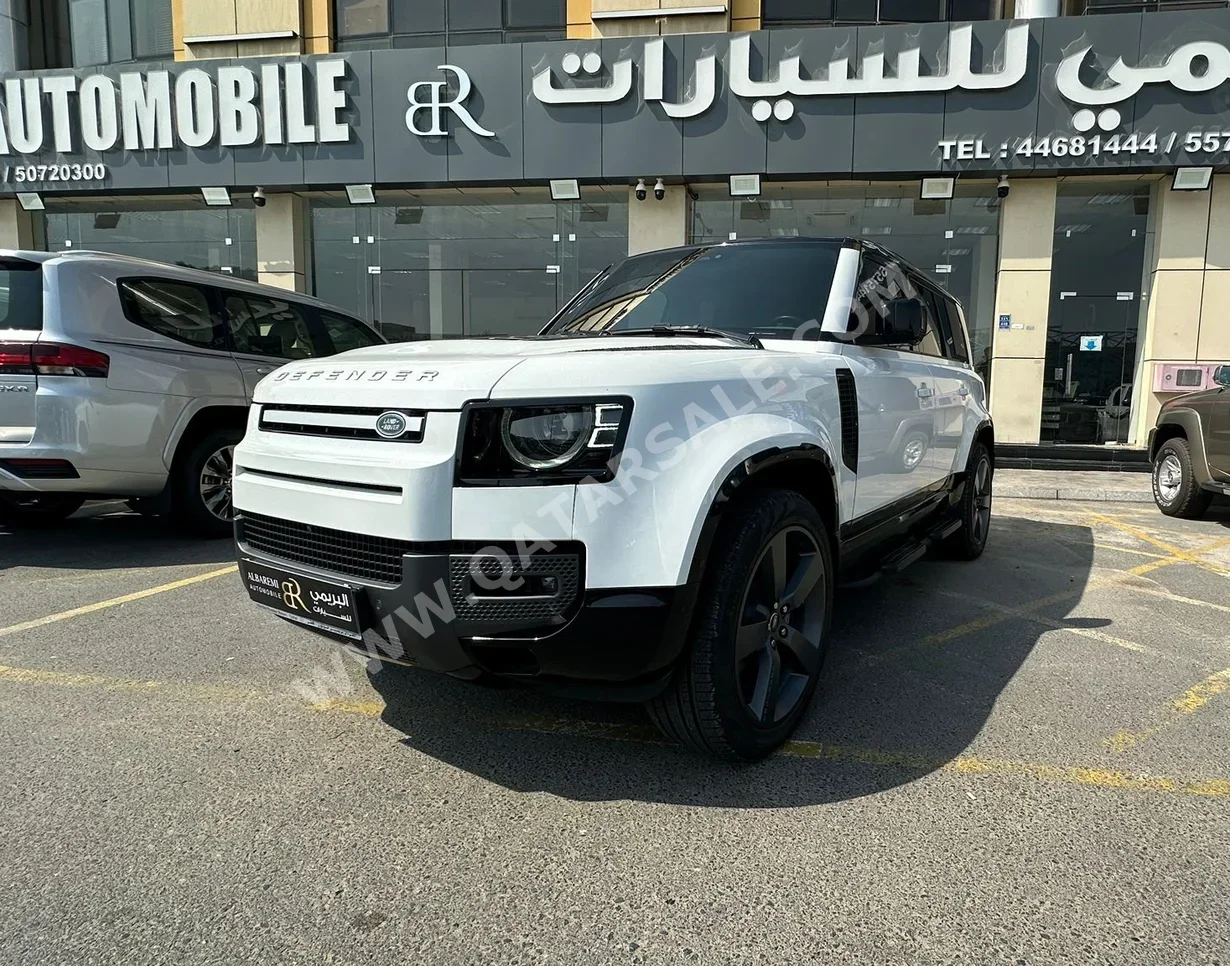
[1044,183,1153,446]
[1041,296,1139,444]
[310,190,629,341]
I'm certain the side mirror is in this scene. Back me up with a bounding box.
[881,298,926,345]
[1214,365,1230,387]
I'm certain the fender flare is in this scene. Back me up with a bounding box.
[1152,409,1212,484]
[682,444,841,593]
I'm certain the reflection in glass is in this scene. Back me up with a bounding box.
[41,199,258,281]
[691,183,1000,380]
[1042,182,1153,445]
[310,190,628,340]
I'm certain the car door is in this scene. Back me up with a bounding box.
[919,287,969,480]
[224,291,324,401]
[846,257,948,520]
[1209,368,1230,477]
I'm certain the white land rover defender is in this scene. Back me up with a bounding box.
[234,239,993,760]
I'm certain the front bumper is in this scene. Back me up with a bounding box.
[235,512,693,697]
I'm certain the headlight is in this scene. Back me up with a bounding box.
[458,399,631,485]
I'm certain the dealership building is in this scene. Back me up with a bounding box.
[0,0,1229,460]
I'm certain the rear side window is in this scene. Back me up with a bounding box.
[118,279,224,350]
[317,310,383,354]
[0,260,43,331]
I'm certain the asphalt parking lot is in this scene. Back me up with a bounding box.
[2,498,1228,965]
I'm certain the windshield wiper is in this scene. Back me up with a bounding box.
[603,325,763,349]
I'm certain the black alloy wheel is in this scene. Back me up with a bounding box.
[734,526,827,726]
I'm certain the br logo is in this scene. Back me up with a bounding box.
[406,66,495,138]
[281,578,305,612]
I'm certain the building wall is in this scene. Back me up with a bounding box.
[567,0,752,39]
[173,0,331,60]
[1130,175,1230,443]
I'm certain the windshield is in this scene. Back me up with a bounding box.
[544,242,842,340]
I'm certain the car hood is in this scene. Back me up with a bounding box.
[253,336,752,409]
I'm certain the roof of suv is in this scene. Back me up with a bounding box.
[0,248,342,310]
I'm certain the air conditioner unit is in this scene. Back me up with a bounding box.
[1152,362,1226,393]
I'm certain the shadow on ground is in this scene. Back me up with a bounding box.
[369,513,1099,807]
[0,503,234,573]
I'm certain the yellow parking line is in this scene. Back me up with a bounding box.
[1,661,1227,799]
[0,664,161,691]
[1108,668,1230,752]
[0,564,238,639]
[494,714,1230,799]
[1089,514,1230,577]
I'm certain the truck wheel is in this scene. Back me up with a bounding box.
[173,428,243,538]
[1153,438,1212,520]
[0,493,85,528]
[942,440,993,561]
[646,488,833,761]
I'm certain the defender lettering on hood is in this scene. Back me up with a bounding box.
[273,368,439,383]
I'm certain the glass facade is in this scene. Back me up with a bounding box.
[1041,181,1154,445]
[761,0,1003,26]
[40,198,258,281]
[59,0,173,67]
[311,189,627,340]
[692,183,1001,380]
[335,0,565,50]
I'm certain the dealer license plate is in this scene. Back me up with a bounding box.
[240,558,362,640]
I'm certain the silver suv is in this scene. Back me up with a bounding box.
[0,250,384,536]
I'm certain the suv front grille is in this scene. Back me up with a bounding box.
[238,512,411,584]
[259,405,426,443]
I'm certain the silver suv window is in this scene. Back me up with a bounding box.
[118,278,226,350]
[0,260,43,331]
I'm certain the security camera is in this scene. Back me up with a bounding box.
[653,178,666,201]
[253,186,267,207]
[634,179,647,202]
[996,176,1010,200]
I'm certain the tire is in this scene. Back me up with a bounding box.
[172,427,243,538]
[1152,437,1213,520]
[646,488,834,761]
[943,440,993,561]
[0,493,85,528]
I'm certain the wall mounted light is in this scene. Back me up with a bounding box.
[201,187,231,206]
[16,192,44,211]
[1172,166,1213,191]
[920,177,955,200]
[729,174,761,198]
[345,184,376,205]
[549,179,580,201]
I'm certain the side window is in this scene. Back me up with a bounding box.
[118,279,224,350]
[908,293,945,358]
[942,296,971,364]
[317,310,383,355]
[225,293,317,360]
[920,287,956,360]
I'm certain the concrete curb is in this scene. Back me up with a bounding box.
[997,486,1153,503]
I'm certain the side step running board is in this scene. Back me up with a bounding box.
[840,516,963,588]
